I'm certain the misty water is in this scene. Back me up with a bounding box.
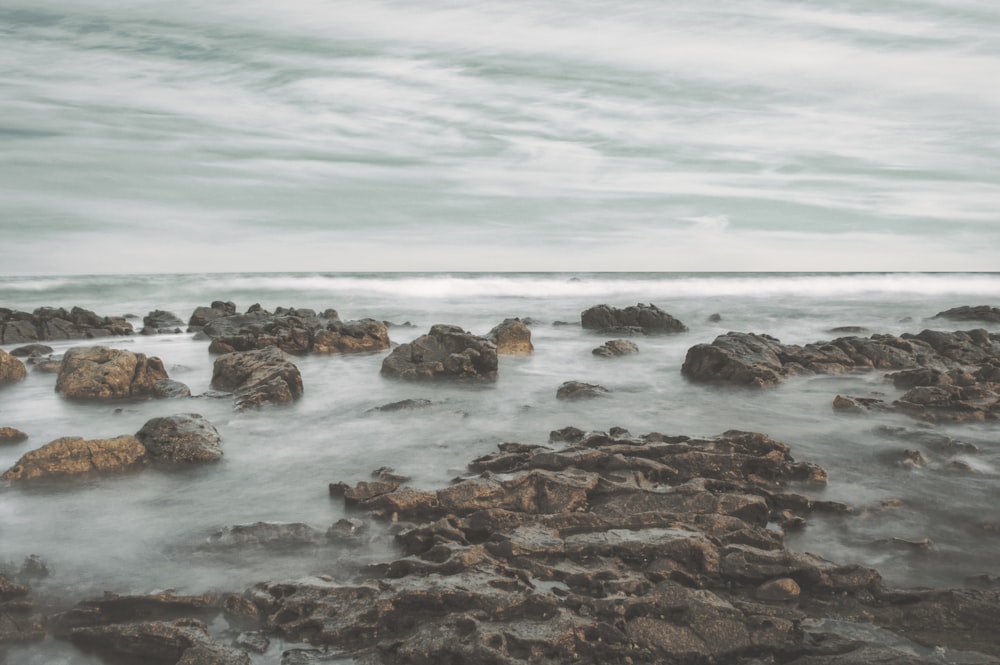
[1,272,999,663]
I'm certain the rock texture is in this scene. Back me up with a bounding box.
[211,347,304,410]
[135,414,223,464]
[142,310,185,335]
[487,318,534,355]
[1,435,148,481]
[237,427,999,665]
[188,301,237,331]
[934,305,1000,323]
[0,427,28,445]
[55,346,170,400]
[556,381,610,399]
[380,325,498,381]
[581,303,688,335]
[197,304,389,356]
[592,339,639,357]
[0,349,28,386]
[0,306,132,344]
[0,574,45,643]
[9,344,54,357]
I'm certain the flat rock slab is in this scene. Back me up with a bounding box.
[1,435,148,481]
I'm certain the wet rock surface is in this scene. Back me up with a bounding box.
[556,380,610,399]
[592,339,639,357]
[0,349,28,386]
[933,305,1000,323]
[0,427,28,445]
[55,346,170,400]
[136,414,223,465]
[380,324,498,381]
[487,318,534,355]
[211,347,304,411]
[581,303,688,335]
[1,435,148,481]
[0,306,133,344]
[142,309,186,334]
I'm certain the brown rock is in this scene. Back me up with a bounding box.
[0,349,28,386]
[135,414,223,464]
[486,318,534,355]
[55,346,169,400]
[0,427,28,445]
[211,347,303,410]
[313,319,390,354]
[1,435,148,481]
[592,339,639,357]
[380,324,498,381]
[556,381,609,399]
[756,577,801,601]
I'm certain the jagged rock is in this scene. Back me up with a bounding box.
[0,349,28,386]
[486,318,534,355]
[142,310,185,335]
[0,306,132,344]
[556,381,609,399]
[592,339,639,357]
[135,414,223,464]
[203,522,322,550]
[55,346,170,400]
[380,324,498,381]
[934,305,1000,323]
[9,343,53,357]
[211,347,303,410]
[1,435,148,481]
[188,301,238,331]
[312,319,390,354]
[581,303,687,334]
[0,427,28,445]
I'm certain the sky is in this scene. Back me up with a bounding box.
[1,0,999,274]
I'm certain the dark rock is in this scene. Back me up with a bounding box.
[829,326,868,334]
[708,313,723,322]
[832,395,886,413]
[55,346,170,400]
[211,347,303,410]
[188,301,237,331]
[153,378,193,399]
[326,518,367,544]
[934,305,1000,323]
[368,398,434,413]
[592,339,639,357]
[136,414,223,464]
[380,324,498,381]
[204,522,322,549]
[682,332,787,387]
[234,631,269,654]
[556,381,610,399]
[312,319,390,354]
[9,343,53,357]
[486,318,534,355]
[0,575,45,643]
[70,620,250,665]
[142,310,186,335]
[29,357,62,373]
[0,306,132,344]
[0,427,28,445]
[581,303,688,334]
[1,435,148,481]
[0,349,28,386]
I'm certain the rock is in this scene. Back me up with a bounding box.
[592,339,639,357]
[756,577,801,601]
[0,427,28,445]
[368,399,434,413]
[153,379,193,399]
[313,319,390,354]
[380,324,498,381]
[135,414,223,464]
[934,305,1000,323]
[70,620,250,665]
[486,318,534,355]
[211,347,304,410]
[188,301,237,331]
[9,343,53,357]
[0,349,28,386]
[55,346,170,400]
[29,357,62,374]
[1,435,148,481]
[142,310,185,335]
[0,575,45,643]
[708,313,723,322]
[829,326,868,334]
[682,332,787,387]
[556,381,610,399]
[0,306,132,344]
[203,522,322,549]
[581,303,688,334]
[832,395,886,413]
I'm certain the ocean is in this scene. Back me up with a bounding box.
[1,272,999,662]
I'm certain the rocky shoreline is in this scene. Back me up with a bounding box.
[2,301,1000,663]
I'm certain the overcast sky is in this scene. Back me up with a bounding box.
[2,0,998,274]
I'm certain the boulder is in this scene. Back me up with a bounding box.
[142,310,185,335]
[312,319,390,354]
[9,343,54,357]
[55,346,170,400]
[380,325,498,381]
[0,349,27,386]
[0,427,28,445]
[188,301,237,331]
[1,435,148,481]
[556,381,610,399]
[211,347,303,410]
[135,414,223,464]
[592,339,639,357]
[0,306,132,344]
[934,305,1000,323]
[682,332,787,387]
[486,318,534,355]
[152,379,193,399]
[581,303,687,334]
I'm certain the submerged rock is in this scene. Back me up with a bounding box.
[0,349,28,386]
[135,414,223,465]
[934,305,1000,323]
[555,381,610,399]
[203,522,322,550]
[9,343,54,357]
[592,339,639,357]
[0,574,45,643]
[1,435,148,481]
[142,310,185,335]
[380,324,498,381]
[581,303,687,335]
[55,346,170,400]
[211,347,304,410]
[486,318,534,355]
